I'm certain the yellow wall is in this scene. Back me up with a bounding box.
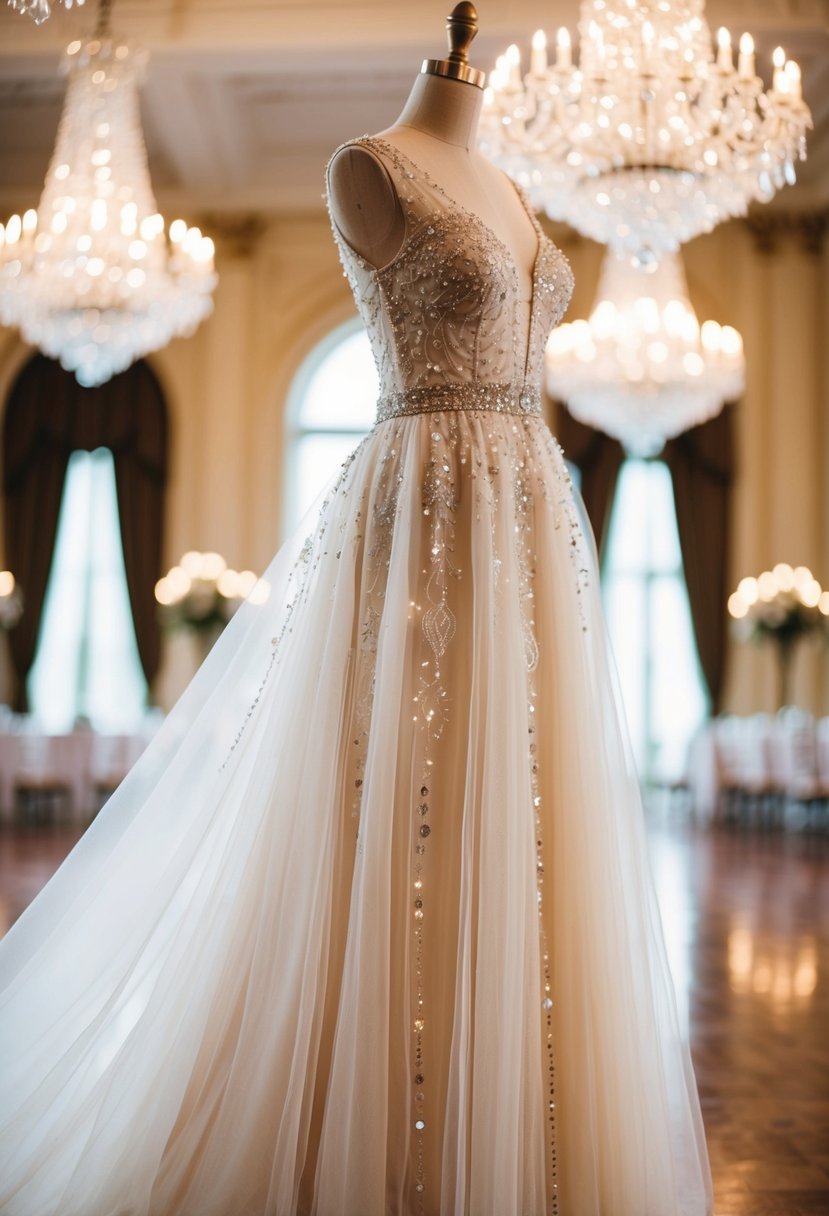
[0,211,827,714]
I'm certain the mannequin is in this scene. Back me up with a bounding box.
[327,2,538,319]
[0,6,713,1212]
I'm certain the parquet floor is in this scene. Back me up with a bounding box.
[649,822,829,1216]
[1,817,828,1215]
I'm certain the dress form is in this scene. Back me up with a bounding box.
[327,3,538,316]
[0,1,715,1204]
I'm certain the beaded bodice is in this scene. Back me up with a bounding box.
[327,136,574,421]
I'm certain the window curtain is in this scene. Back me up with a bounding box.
[3,355,168,710]
[663,407,735,714]
[551,400,625,558]
[552,397,736,714]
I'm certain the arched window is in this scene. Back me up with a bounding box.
[3,355,168,726]
[284,319,376,532]
[602,458,709,784]
[28,448,147,732]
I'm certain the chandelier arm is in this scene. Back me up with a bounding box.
[95,0,112,38]
[0,25,216,386]
[480,1,812,258]
[545,250,745,455]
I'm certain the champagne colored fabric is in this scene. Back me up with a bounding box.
[0,415,710,1215]
[0,136,711,1216]
[551,400,625,559]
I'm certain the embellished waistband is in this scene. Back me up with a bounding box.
[376,382,543,423]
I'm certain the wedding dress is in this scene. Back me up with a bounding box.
[0,135,713,1216]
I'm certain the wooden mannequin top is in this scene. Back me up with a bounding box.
[327,73,538,303]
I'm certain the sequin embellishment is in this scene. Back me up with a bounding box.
[377,382,542,423]
[322,133,578,1212]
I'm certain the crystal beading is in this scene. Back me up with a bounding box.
[377,383,542,424]
[326,134,574,423]
[319,132,581,1209]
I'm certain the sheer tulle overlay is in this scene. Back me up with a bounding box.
[0,414,710,1216]
[0,134,712,1216]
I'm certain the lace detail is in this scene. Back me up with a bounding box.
[326,134,574,423]
[323,136,579,1214]
[220,443,368,770]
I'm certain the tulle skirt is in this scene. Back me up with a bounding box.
[0,409,712,1216]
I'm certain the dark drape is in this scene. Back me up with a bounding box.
[663,407,735,714]
[551,395,736,712]
[551,400,625,557]
[2,405,69,714]
[3,355,168,710]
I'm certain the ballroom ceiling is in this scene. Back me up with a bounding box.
[1,0,828,217]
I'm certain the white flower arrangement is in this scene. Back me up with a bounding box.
[154,551,268,639]
[728,563,829,706]
[728,564,828,642]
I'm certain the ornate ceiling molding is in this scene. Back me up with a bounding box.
[199,213,267,257]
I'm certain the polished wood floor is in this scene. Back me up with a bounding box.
[0,816,827,1215]
[649,821,829,1216]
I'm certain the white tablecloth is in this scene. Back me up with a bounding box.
[686,727,719,822]
[0,729,155,822]
[686,714,829,822]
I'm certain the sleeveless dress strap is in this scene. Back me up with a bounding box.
[326,135,438,238]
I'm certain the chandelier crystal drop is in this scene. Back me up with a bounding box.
[546,250,745,455]
[480,0,812,258]
[7,0,84,24]
[0,35,216,387]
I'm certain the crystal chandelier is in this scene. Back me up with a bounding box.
[0,17,216,387]
[480,0,812,258]
[7,0,84,24]
[546,249,744,455]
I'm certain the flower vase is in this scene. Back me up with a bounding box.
[775,636,796,709]
[193,620,224,664]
